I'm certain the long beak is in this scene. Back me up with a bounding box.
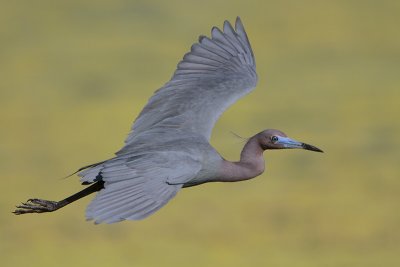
[301,142,324,153]
[277,137,324,153]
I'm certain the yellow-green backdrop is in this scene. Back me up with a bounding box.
[1,1,399,266]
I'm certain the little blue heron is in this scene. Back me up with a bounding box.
[14,17,323,224]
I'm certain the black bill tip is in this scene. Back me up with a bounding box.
[301,143,324,153]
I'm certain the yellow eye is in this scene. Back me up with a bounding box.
[271,136,278,143]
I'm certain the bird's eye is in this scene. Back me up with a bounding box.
[271,136,279,143]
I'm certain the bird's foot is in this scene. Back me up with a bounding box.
[13,198,59,215]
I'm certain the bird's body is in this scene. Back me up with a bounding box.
[14,17,322,224]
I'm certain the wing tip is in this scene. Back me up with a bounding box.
[235,16,244,30]
[211,26,220,35]
[223,19,235,33]
[198,35,206,42]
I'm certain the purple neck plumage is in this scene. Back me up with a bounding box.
[219,135,265,182]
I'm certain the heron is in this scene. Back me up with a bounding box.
[14,17,323,224]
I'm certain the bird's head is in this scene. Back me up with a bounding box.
[257,129,323,153]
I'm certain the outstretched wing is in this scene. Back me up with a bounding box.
[84,151,202,224]
[124,17,257,144]
[78,17,256,223]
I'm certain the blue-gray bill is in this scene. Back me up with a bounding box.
[276,136,323,153]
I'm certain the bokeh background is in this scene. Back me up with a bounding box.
[1,0,399,266]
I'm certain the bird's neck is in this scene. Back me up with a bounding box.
[219,136,265,182]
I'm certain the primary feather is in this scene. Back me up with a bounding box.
[124,17,257,144]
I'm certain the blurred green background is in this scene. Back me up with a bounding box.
[1,0,399,266]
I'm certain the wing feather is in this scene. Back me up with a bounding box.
[84,151,202,223]
[124,17,257,144]
[183,53,224,66]
[190,43,230,61]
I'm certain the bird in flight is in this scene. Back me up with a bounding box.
[14,17,323,224]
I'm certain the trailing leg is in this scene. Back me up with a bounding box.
[13,181,104,215]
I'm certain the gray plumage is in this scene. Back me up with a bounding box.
[13,17,323,223]
[81,17,257,223]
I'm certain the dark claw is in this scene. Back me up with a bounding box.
[13,198,59,215]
